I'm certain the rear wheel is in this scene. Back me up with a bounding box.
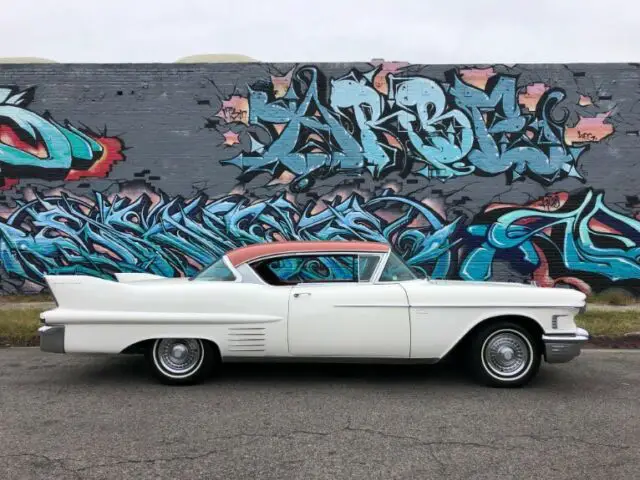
[467,321,541,388]
[145,338,217,385]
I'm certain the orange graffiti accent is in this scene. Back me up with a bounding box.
[564,112,614,145]
[578,95,593,106]
[64,135,125,181]
[271,69,294,98]
[458,67,497,90]
[0,124,48,158]
[215,95,249,125]
[518,83,550,112]
[369,61,410,94]
[222,130,240,146]
[484,192,569,213]
[0,178,19,190]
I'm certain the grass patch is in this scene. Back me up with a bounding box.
[0,308,43,345]
[575,311,640,336]
[588,290,638,306]
[0,293,54,304]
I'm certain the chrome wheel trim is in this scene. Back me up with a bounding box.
[480,329,534,382]
[152,338,205,379]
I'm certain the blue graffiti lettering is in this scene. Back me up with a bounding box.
[0,189,460,288]
[218,66,594,191]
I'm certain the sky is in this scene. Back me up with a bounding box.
[1,0,639,64]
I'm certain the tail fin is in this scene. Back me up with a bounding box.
[44,275,124,310]
[114,273,166,283]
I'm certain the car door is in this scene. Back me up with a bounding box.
[254,252,410,357]
[288,282,410,357]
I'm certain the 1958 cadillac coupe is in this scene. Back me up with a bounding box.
[37,240,589,387]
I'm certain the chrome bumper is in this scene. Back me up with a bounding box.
[38,325,65,353]
[542,327,590,363]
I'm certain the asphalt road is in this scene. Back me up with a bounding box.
[0,349,638,480]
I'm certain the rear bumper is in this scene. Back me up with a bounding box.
[38,325,65,353]
[542,327,590,363]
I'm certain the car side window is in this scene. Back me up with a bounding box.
[378,252,418,282]
[251,255,359,285]
[357,254,380,282]
[191,258,237,281]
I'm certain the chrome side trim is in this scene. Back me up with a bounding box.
[542,327,590,363]
[408,304,585,309]
[222,356,440,364]
[333,304,408,308]
[38,325,65,353]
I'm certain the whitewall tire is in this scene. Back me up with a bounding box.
[468,322,541,388]
[145,338,217,385]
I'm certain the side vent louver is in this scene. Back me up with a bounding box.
[227,327,266,353]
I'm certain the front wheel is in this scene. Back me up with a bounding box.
[145,338,217,385]
[467,322,541,388]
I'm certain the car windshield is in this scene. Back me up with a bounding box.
[191,258,236,281]
[378,252,418,282]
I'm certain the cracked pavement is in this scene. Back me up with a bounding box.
[0,349,638,479]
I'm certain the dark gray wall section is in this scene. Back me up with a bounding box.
[0,62,638,294]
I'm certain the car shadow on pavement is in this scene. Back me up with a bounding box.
[64,354,569,389]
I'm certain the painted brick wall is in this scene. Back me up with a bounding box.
[0,62,638,295]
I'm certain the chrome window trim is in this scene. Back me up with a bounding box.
[222,255,244,283]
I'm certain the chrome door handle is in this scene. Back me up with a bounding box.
[293,292,311,298]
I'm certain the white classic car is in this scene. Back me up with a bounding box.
[37,240,590,387]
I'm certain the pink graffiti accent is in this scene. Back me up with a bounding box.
[518,83,550,112]
[382,132,403,151]
[369,60,410,94]
[271,69,294,99]
[587,217,623,235]
[458,67,497,90]
[531,244,592,295]
[484,192,570,214]
[579,95,593,106]
[222,130,241,146]
[215,95,249,125]
[565,112,615,145]
[267,171,296,186]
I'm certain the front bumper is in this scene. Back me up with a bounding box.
[542,327,590,363]
[38,325,65,353]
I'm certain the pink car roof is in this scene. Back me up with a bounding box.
[225,241,390,267]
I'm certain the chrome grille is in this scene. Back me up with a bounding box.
[227,327,266,353]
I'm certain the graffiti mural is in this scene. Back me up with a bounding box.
[0,86,125,190]
[460,189,640,295]
[1,184,639,297]
[0,187,460,287]
[0,62,636,295]
[218,65,613,192]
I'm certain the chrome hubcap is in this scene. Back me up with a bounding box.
[483,331,530,378]
[156,339,202,375]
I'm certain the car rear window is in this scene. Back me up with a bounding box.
[251,255,359,285]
